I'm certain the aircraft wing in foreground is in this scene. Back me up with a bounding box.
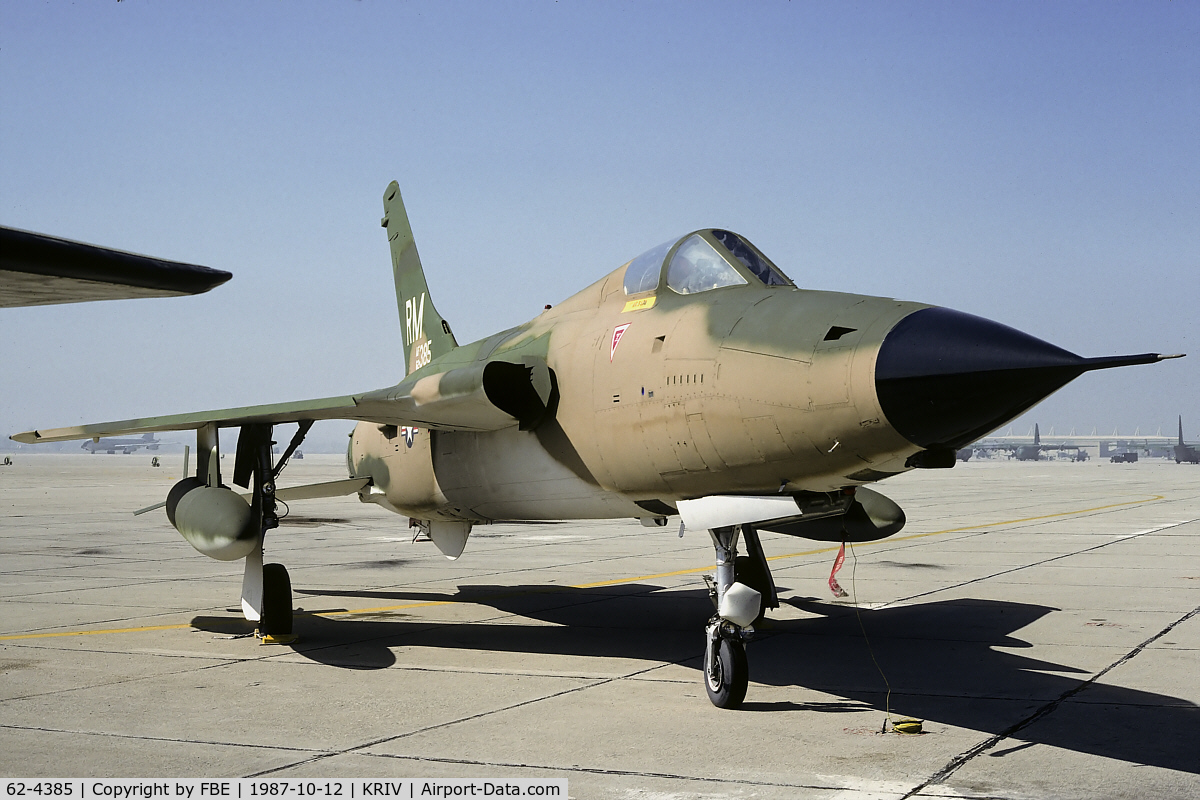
[12,182,1184,708]
[0,226,231,307]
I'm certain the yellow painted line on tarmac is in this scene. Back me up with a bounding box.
[0,494,1164,641]
[0,623,193,641]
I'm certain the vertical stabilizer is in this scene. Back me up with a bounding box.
[1034,423,1040,445]
[1180,416,1185,446]
[381,181,458,375]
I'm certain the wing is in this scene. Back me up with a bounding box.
[0,226,231,308]
[12,353,556,444]
[11,396,366,444]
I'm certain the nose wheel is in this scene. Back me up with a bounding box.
[705,619,748,709]
[700,524,775,709]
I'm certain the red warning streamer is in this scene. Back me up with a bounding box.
[828,542,849,598]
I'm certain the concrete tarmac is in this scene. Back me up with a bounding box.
[2,452,1198,798]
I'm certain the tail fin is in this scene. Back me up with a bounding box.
[1180,416,1185,446]
[1033,423,1040,445]
[381,181,458,375]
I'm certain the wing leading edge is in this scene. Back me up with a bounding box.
[10,356,552,444]
[11,396,364,444]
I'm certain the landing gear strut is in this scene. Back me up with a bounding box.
[702,524,778,709]
[232,421,311,642]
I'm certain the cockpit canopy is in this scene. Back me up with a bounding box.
[623,229,792,296]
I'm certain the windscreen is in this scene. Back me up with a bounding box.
[711,229,791,286]
[666,235,748,295]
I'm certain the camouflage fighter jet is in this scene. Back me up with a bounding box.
[12,182,1184,708]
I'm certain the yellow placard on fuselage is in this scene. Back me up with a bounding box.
[622,296,657,313]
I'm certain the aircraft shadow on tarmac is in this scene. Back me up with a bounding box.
[192,584,1199,774]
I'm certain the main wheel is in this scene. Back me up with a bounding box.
[705,635,748,709]
[261,563,293,636]
[734,555,770,625]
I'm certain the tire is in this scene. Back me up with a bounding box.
[734,555,770,625]
[261,563,293,636]
[705,635,748,709]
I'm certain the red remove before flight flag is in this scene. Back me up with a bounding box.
[828,542,849,598]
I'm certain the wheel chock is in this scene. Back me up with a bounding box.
[256,631,298,645]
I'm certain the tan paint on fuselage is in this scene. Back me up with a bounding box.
[349,424,456,519]
[349,243,928,523]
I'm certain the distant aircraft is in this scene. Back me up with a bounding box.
[81,432,162,454]
[1175,417,1200,464]
[0,226,230,307]
[11,181,1184,708]
[965,424,1087,462]
[1013,424,1088,461]
[979,425,1181,461]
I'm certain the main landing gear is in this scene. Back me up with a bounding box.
[231,421,311,643]
[703,524,778,709]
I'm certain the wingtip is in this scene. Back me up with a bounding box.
[1157,353,1186,361]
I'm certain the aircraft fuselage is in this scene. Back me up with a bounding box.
[349,267,926,523]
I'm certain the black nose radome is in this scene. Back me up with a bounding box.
[875,307,1175,450]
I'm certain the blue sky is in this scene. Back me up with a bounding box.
[2,1,1196,447]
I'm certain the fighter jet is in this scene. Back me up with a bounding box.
[12,182,1184,708]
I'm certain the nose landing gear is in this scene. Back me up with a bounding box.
[702,523,778,709]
